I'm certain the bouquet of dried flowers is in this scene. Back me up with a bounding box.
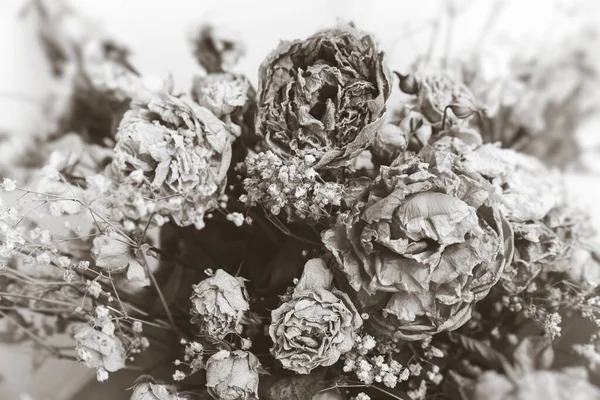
[1,1,600,399]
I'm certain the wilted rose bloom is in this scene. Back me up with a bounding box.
[462,144,563,222]
[406,72,477,128]
[269,259,362,374]
[190,269,249,339]
[188,23,246,73]
[191,73,249,118]
[467,367,600,400]
[74,324,126,373]
[462,144,578,293]
[111,90,233,229]
[92,231,149,287]
[323,143,513,340]
[568,245,600,289]
[130,379,181,400]
[256,24,392,168]
[92,231,134,271]
[206,350,260,400]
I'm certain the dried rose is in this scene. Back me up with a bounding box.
[256,24,392,168]
[188,23,246,73]
[74,324,126,373]
[92,231,150,287]
[190,269,250,339]
[466,367,600,400]
[130,376,181,400]
[323,143,513,340]
[462,144,578,293]
[30,0,138,143]
[92,231,134,271]
[407,72,477,128]
[269,259,362,374]
[462,144,563,222]
[191,73,249,118]
[568,245,600,289]
[370,123,408,165]
[111,90,233,229]
[206,350,260,400]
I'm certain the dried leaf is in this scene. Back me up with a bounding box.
[260,370,329,400]
[455,334,513,373]
[513,336,554,373]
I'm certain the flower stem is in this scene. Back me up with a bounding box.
[139,254,182,337]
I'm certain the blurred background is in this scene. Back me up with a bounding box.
[1,0,600,398]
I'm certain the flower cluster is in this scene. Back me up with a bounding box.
[342,335,411,388]
[243,150,344,223]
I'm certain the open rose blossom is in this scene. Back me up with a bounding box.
[206,350,260,400]
[323,143,513,340]
[111,90,233,229]
[190,269,250,339]
[256,24,392,168]
[269,259,362,374]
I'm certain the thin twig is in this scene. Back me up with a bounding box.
[139,254,177,333]
[0,309,74,361]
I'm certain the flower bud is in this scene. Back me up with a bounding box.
[395,72,419,95]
